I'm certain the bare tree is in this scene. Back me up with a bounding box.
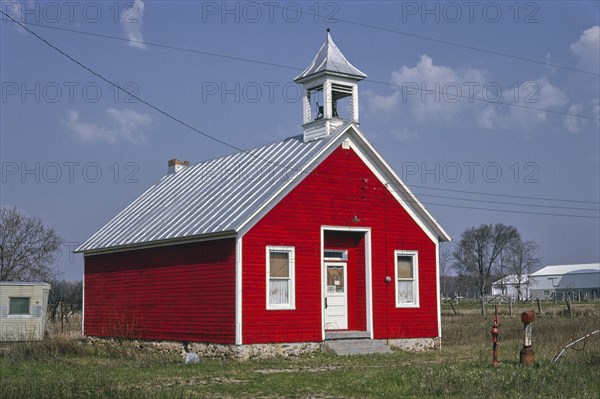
[506,240,540,301]
[439,242,453,298]
[48,280,83,333]
[452,223,520,314]
[0,207,63,281]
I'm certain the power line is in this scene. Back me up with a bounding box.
[4,12,598,220]
[13,20,600,122]
[262,1,600,77]
[413,192,600,212]
[13,21,301,72]
[417,200,599,219]
[408,184,600,205]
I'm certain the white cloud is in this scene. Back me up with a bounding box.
[477,77,569,132]
[592,98,600,120]
[63,108,151,144]
[367,90,400,112]
[367,55,579,136]
[106,108,151,143]
[368,54,488,125]
[62,110,117,144]
[565,103,584,134]
[121,0,147,50]
[570,26,600,73]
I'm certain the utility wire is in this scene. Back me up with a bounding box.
[12,20,600,122]
[408,184,600,205]
[261,1,600,77]
[414,200,599,219]
[413,192,600,212]
[3,12,598,220]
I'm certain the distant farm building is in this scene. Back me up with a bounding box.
[0,282,51,341]
[528,263,600,300]
[491,274,529,300]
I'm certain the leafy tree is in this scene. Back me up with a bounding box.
[0,207,63,281]
[452,223,520,314]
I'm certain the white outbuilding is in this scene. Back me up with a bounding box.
[491,274,530,300]
[528,263,600,300]
[0,282,51,341]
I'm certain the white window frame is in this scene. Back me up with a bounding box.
[8,297,31,318]
[394,250,420,308]
[266,246,296,310]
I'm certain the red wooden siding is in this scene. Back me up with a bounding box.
[84,238,236,344]
[242,144,438,344]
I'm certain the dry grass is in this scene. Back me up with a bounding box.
[1,304,599,398]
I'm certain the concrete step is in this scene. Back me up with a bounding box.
[324,339,393,355]
[325,330,371,340]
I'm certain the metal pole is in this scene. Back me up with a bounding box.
[491,304,500,367]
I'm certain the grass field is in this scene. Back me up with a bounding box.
[1,301,599,398]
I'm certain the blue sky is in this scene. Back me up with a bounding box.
[1,1,599,280]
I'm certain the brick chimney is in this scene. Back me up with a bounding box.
[168,159,190,174]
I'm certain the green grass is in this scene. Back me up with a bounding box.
[1,304,599,398]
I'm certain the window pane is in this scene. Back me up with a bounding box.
[324,250,347,260]
[327,266,345,293]
[270,251,289,278]
[397,256,413,279]
[269,279,289,305]
[9,297,30,315]
[397,281,414,303]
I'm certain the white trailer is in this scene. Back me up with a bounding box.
[0,282,51,341]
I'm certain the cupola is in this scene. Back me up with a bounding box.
[294,29,367,142]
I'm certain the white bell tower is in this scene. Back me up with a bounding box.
[294,29,367,143]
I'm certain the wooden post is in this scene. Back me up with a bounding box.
[536,298,542,315]
[509,297,513,316]
[565,296,572,317]
[450,301,457,315]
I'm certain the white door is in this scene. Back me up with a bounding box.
[324,262,348,330]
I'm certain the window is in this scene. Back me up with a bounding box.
[324,249,348,261]
[395,251,419,307]
[267,246,295,310]
[9,297,30,315]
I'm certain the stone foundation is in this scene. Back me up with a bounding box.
[86,337,322,360]
[85,336,440,359]
[387,337,441,351]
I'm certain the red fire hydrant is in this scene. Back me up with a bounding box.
[520,311,535,366]
[491,304,500,367]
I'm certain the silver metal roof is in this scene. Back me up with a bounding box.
[76,130,342,253]
[530,263,600,276]
[0,282,51,286]
[294,31,367,82]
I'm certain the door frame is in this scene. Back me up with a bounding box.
[320,226,373,340]
[324,261,348,330]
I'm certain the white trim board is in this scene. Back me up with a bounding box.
[235,236,243,345]
[320,226,373,340]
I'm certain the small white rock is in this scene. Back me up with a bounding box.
[184,351,200,364]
